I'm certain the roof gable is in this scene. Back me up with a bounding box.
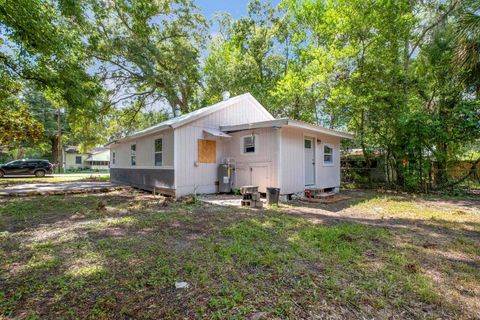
[111,93,273,143]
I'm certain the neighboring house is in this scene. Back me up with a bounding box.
[63,146,110,171]
[107,93,353,198]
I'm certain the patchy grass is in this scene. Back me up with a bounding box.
[0,190,479,319]
[0,175,110,188]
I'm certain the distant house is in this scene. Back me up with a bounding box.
[62,146,110,171]
[107,93,353,198]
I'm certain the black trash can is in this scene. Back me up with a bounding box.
[266,187,280,205]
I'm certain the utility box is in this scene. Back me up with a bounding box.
[218,164,232,193]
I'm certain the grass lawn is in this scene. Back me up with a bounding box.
[0,175,110,188]
[0,190,479,319]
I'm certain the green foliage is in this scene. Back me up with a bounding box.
[203,0,285,108]
[89,0,207,114]
[0,73,43,145]
[1,0,479,192]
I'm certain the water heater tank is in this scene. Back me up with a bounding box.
[218,164,232,193]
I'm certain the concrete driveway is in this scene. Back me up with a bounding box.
[0,181,123,196]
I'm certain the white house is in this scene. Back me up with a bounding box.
[63,146,110,171]
[107,93,353,198]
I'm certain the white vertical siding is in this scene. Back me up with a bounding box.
[110,129,174,168]
[223,128,279,192]
[174,99,274,197]
[280,127,305,194]
[316,135,341,189]
[280,127,342,194]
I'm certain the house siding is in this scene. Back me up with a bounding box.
[174,98,274,197]
[280,126,341,194]
[110,129,174,169]
[64,153,90,170]
[223,128,279,192]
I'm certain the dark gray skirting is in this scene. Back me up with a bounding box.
[110,168,175,195]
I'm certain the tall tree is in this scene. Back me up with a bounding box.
[203,0,285,107]
[0,0,106,164]
[89,0,207,116]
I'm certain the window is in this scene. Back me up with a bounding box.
[131,144,136,166]
[242,135,257,154]
[323,144,333,165]
[154,138,163,166]
[304,139,312,149]
[75,156,82,164]
[112,151,115,165]
[198,139,216,163]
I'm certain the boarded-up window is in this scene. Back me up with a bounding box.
[198,139,216,163]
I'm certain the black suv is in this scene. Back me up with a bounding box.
[0,159,54,178]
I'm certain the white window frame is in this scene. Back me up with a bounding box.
[130,144,136,166]
[241,134,258,155]
[154,137,163,166]
[323,143,334,166]
[112,151,115,165]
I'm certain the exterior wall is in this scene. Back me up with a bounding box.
[110,168,174,195]
[280,127,305,194]
[110,129,174,169]
[223,128,279,193]
[280,127,342,194]
[90,163,110,170]
[315,134,341,189]
[174,99,274,197]
[64,153,90,170]
[109,129,175,195]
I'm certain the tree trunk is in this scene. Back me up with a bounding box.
[434,142,448,187]
[51,136,59,165]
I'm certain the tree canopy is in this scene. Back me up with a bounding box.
[0,0,478,190]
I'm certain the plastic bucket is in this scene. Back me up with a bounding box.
[266,187,280,205]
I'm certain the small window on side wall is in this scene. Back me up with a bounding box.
[242,135,257,154]
[112,151,115,165]
[198,139,216,163]
[323,144,333,165]
[75,156,82,164]
[131,144,136,166]
[154,138,163,166]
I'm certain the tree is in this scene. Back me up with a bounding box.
[454,0,480,97]
[0,61,43,147]
[0,0,105,157]
[203,0,285,108]
[89,0,207,115]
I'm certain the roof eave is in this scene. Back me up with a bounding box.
[286,120,354,139]
[107,125,172,146]
[221,119,354,139]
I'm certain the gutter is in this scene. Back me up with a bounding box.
[104,124,174,147]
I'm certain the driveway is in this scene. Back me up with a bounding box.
[0,181,124,196]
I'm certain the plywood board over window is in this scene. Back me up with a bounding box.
[198,139,216,163]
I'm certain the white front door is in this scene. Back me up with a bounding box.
[304,138,315,185]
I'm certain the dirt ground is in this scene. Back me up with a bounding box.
[0,189,479,319]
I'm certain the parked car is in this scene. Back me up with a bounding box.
[0,159,54,178]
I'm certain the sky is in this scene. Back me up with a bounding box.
[196,0,281,30]
[196,0,252,20]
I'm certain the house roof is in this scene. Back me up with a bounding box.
[106,93,273,146]
[220,119,354,139]
[64,146,109,155]
[85,149,110,162]
[63,145,81,153]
